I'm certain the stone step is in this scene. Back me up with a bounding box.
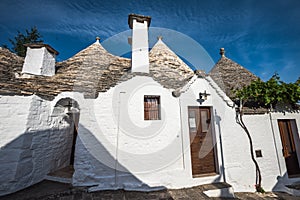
[202,182,235,198]
[45,165,74,184]
[285,184,300,197]
[45,175,72,184]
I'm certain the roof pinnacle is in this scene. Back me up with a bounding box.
[96,37,100,43]
[220,48,225,57]
[157,36,163,40]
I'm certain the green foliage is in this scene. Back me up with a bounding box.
[255,184,265,193]
[235,73,300,109]
[5,26,43,57]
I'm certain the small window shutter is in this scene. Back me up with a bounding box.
[144,96,160,120]
[278,121,289,157]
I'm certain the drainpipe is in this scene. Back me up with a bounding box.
[115,92,126,186]
[178,97,185,169]
[269,111,282,175]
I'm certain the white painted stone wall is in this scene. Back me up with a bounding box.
[73,76,184,189]
[0,95,75,196]
[22,47,56,76]
[203,77,277,192]
[243,112,300,192]
[69,75,300,192]
[1,75,299,195]
[202,76,300,192]
[0,96,32,195]
[179,76,262,191]
[51,78,299,194]
[72,76,229,190]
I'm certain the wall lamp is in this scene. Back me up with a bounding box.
[199,90,210,100]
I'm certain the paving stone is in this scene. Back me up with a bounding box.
[2,180,300,200]
[168,189,191,200]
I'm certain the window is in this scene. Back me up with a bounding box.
[144,96,160,120]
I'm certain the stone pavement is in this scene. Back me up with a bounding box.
[0,180,299,200]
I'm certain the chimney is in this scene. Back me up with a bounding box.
[22,43,59,76]
[128,14,151,73]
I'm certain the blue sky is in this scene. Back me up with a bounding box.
[0,0,299,83]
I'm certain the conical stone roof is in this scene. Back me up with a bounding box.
[0,41,131,100]
[56,40,131,98]
[0,38,195,100]
[148,38,194,89]
[209,49,258,98]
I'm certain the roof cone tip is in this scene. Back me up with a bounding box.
[157,36,163,40]
[220,48,225,57]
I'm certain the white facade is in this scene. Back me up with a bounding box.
[243,112,300,192]
[1,72,300,196]
[58,76,226,190]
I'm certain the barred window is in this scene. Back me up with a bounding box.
[144,96,161,120]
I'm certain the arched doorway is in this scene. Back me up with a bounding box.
[47,98,80,181]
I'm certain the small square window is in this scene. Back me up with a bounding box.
[255,150,262,158]
[144,96,161,120]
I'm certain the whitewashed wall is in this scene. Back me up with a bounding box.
[205,82,257,192]
[243,112,300,192]
[73,76,234,190]
[0,95,74,196]
[0,96,32,195]
[68,76,300,193]
[1,75,299,195]
[71,75,300,192]
[73,76,186,190]
[202,76,300,192]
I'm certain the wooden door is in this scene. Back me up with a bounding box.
[278,119,300,177]
[188,107,217,177]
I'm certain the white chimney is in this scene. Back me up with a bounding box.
[128,14,151,73]
[22,44,59,76]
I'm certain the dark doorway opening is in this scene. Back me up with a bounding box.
[69,112,79,166]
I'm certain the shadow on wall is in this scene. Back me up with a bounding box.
[0,97,82,196]
[0,121,74,196]
[73,124,166,191]
[214,109,226,184]
[272,172,300,193]
[0,123,165,196]
[273,173,289,192]
[211,109,231,198]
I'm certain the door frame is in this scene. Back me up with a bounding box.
[187,106,219,177]
[277,119,300,178]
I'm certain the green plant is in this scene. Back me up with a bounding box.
[235,73,300,109]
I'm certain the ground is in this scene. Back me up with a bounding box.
[0,180,299,200]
